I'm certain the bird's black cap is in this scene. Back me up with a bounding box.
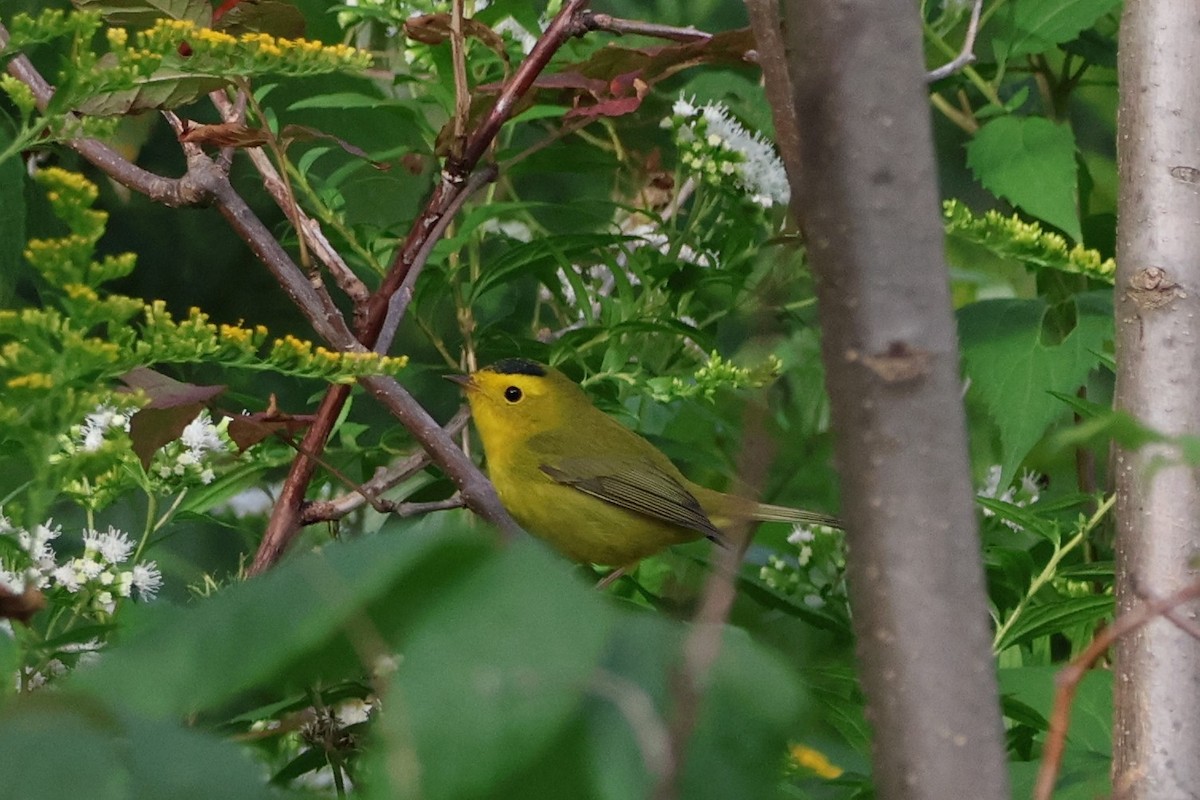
[487,358,547,377]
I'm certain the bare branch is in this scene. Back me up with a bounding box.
[578,12,711,44]
[925,0,983,83]
[209,89,370,306]
[1034,579,1200,800]
[744,0,804,217]
[299,408,471,524]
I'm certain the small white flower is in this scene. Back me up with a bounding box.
[788,525,817,545]
[97,591,115,611]
[52,564,82,592]
[803,593,825,608]
[672,97,697,116]
[181,413,225,456]
[94,527,134,565]
[0,568,24,594]
[131,562,163,600]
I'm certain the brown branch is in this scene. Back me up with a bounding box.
[299,407,471,524]
[208,89,370,306]
[1033,579,1200,800]
[363,0,592,338]
[744,0,804,220]
[578,12,711,44]
[253,1,596,572]
[449,0,471,157]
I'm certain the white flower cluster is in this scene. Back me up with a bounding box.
[0,512,162,611]
[72,403,132,453]
[977,465,1041,531]
[537,222,715,330]
[153,410,229,486]
[663,95,791,209]
[759,522,846,610]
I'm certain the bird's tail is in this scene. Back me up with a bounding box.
[751,502,842,529]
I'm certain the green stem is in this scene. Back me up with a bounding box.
[991,493,1115,653]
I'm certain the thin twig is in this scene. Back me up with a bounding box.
[449,0,471,157]
[925,0,984,83]
[1033,579,1200,800]
[744,0,803,215]
[299,408,471,523]
[652,401,773,800]
[208,89,370,305]
[578,12,711,44]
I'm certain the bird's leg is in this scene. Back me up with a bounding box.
[594,563,637,589]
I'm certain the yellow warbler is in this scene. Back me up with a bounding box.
[448,358,839,568]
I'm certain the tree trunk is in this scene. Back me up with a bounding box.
[1113,0,1200,796]
[755,2,1011,798]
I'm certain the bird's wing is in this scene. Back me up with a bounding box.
[538,455,725,543]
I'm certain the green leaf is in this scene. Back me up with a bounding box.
[966,116,1082,241]
[367,541,615,800]
[995,0,1122,60]
[999,665,1111,755]
[995,594,1113,652]
[0,695,275,800]
[71,0,213,28]
[288,92,392,111]
[213,0,306,38]
[959,291,1112,485]
[70,525,492,716]
[75,70,231,115]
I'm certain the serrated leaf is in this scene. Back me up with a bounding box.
[995,594,1113,652]
[966,116,1081,241]
[995,0,1122,60]
[75,70,230,115]
[213,0,306,39]
[71,0,212,28]
[959,292,1112,485]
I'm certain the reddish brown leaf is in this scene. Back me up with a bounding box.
[402,13,509,63]
[227,397,316,452]
[179,121,272,149]
[120,367,226,409]
[129,403,207,470]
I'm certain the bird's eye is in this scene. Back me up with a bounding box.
[504,386,523,403]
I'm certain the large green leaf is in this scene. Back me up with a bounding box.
[994,0,1123,60]
[966,116,1082,241]
[367,541,615,800]
[995,594,1113,652]
[1001,664,1111,799]
[71,525,492,716]
[959,291,1112,485]
[0,695,278,800]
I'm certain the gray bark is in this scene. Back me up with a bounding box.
[761,2,1010,797]
[1114,0,1200,796]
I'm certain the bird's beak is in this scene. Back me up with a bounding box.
[444,373,475,391]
